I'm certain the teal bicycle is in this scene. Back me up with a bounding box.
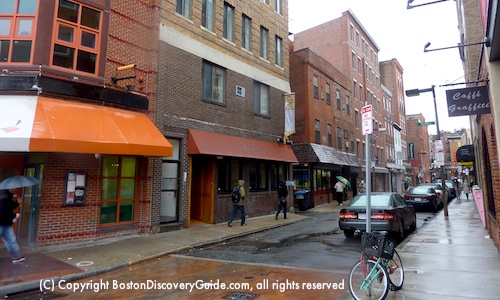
[348,231,404,300]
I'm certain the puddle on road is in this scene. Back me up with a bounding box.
[278,230,341,247]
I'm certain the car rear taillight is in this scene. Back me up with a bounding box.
[404,195,411,200]
[426,195,434,200]
[436,191,442,196]
[339,212,357,219]
[371,213,394,221]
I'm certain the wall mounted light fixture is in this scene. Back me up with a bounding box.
[111,64,137,84]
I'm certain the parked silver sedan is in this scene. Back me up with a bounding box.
[339,192,417,240]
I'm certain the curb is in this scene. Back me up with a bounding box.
[0,216,310,296]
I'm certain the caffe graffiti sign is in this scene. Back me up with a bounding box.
[445,86,490,117]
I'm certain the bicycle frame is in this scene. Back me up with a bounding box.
[360,254,385,290]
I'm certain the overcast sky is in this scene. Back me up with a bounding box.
[288,0,470,134]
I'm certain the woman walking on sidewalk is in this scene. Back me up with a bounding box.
[462,180,471,200]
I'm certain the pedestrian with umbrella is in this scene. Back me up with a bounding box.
[334,176,348,206]
[0,188,25,263]
[0,175,39,263]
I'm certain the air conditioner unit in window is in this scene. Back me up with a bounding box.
[321,93,325,99]
[236,85,246,97]
[342,104,346,110]
[345,142,350,148]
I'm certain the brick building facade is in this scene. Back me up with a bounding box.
[0,0,171,248]
[154,0,297,227]
[289,47,359,206]
[456,0,500,251]
[406,114,431,185]
[291,9,396,196]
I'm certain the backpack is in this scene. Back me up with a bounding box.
[231,186,241,203]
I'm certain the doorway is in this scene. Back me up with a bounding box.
[190,155,214,225]
[18,164,42,246]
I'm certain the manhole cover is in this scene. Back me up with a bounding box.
[222,291,260,299]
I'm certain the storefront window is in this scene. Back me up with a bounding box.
[293,168,310,190]
[249,161,268,191]
[100,156,137,225]
[270,162,285,189]
[313,169,331,192]
[217,157,241,193]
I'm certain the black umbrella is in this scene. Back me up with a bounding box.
[0,175,40,190]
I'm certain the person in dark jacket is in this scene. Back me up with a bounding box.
[0,189,25,263]
[228,180,247,227]
[275,181,288,220]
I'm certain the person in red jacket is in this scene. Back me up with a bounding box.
[0,189,25,263]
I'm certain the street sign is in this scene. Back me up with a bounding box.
[361,105,373,135]
[435,152,445,166]
[418,121,436,126]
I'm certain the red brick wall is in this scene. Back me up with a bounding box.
[290,48,352,147]
[478,115,500,251]
[36,153,153,247]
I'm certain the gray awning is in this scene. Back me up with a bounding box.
[386,163,406,171]
[362,166,390,174]
[291,143,361,167]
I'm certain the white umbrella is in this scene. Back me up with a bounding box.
[0,175,40,190]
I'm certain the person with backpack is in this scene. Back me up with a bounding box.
[228,180,246,227]
[275,181,288,220]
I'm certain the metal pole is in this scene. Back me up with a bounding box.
[431,85,448,216]
[365,133,371,233]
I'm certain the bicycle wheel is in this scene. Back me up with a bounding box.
[385,249,404,291]
[349,259,389,300]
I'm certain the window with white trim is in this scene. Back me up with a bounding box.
[201,0,214,31]
[223,2,234,42]
[260,26,268,60]
[241,14,251,50]
[202,61,225,103]
[254,81,269,115]
[176,0,191,18]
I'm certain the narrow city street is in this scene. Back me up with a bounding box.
[6,210,435,299]
[179,211,434,273]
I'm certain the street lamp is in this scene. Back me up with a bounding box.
[407,0,451,9]
[405,85,449,216]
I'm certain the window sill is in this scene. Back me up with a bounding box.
[99,223,137,233]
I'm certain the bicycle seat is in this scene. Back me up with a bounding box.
[371,230,388,236]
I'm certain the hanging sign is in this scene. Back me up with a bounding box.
[446,86,490,117]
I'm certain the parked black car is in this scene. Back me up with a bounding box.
[404,186,441,212]
[339,192,416,240]
[419,182,452,202]
[444,181,457,199]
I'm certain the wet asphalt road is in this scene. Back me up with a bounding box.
[180,211,435,274]
[7,211,435,299]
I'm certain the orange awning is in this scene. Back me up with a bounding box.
[29,96,172,157]
[188,129,298,162]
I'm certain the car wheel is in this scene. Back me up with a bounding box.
[432,201,439,213]
[398,221,405,240]
[410,214,417,232]
[344,230,355,238]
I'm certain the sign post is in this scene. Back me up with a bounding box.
[362,105,373,233]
